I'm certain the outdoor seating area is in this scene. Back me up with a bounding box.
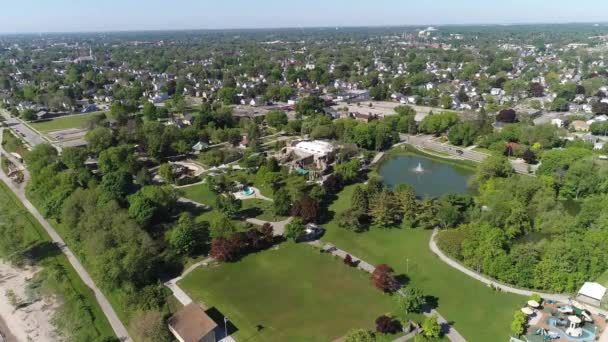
[524,300,606,342]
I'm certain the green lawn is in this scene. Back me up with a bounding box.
[30,112,104,133]
[240,199,285,222]
[182,183,219,205]
[0,181,116,340]
[320,185,525,342]
[1,130,29,158]
[180,242,429,342]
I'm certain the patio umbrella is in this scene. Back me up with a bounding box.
[522,307,534,315]
[528,300,540,308]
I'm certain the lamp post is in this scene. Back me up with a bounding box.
[224,316,229,339]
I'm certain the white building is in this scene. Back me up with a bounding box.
[577,282,607,306]
[294,140,334,158]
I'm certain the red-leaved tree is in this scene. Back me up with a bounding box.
[371,264,400,293]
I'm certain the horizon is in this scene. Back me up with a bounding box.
[2,0,608,34]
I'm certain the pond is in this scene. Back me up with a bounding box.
[378,154,475,198]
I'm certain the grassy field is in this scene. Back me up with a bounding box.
[182,183,219,205]
[30,112,105,133]
[320,184,525,342]
[0,181,116,340]
[180,242,433,342]
[1,130,29,158]
[240,198,285,222]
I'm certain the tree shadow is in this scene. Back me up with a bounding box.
[22,241,61,263]
[395,274,410,287]
[176,201,210,216]
[423,295,439,311]
[239,207,263,219]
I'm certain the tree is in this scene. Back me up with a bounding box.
[474,156,514,184]
[296,96,325,116]
[217,87,237,105]
[396,287,426,314]
[142,102,157,121]
[522,149,538,165]
[448,122,479,146]
[343,329,376,342]
[336,208,366,232]
[529,82,544,97]
[128,194,156,226]
[210,237,237,262]
[496,109,517,123]
[61,147,88,170]
[291,195,319,223]
[209,214,236,239]
[215,194,242,219]
[422,314,442,338]
[550,97,569,112]
[375,315,402,334]
[510,311,527,337]
[371,264,400,293]
[98,145,137,174]
[351,185,369,213]
[85,127,113,154]
[265,110,288,128]
[335,159,361,184]
[273,188,291,216]
[168,213,207,256]
[394,184,417,221]
[369,189,398,227]
[285,218,306,241]
[158,163,174,184]
[128,310,170,342]
[419,112,459,135]
[100,171,132,203]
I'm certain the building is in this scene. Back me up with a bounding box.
[571,120,590,132]
[577,282,607,307]
[294,140,335,158]
[168,303,218,342]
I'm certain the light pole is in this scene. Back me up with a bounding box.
[224,316,229,339]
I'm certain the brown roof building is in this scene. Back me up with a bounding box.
[168,303,218,342]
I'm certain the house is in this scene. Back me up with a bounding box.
[183,114,195,126]
[81,104,98,113]
[168,303,217,342]
[192,141,209,153]
[577,282,607,307]
[350,112,378,123]
[551,118,564,128]
[571,120,590,132]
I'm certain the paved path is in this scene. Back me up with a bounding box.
[429,229,569,303]
[0,129,132,341]
[177,197,211,210]
[400,134,535,175]
[164,258,214,306]
[246,217,292,236]
[309,240,466,342]
[370,151,385,165]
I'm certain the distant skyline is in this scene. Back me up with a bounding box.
[1,0,608,34]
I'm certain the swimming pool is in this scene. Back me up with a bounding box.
[242,187,254,196]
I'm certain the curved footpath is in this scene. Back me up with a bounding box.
[0,129,132,342]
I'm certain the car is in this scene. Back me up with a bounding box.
[456,149,464,155]
[296,223,326,243]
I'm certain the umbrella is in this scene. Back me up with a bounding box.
[528,300,540,308]
[568,315,582,324]
[522,307,534,315]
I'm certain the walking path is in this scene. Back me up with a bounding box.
[308,240,466,342]
[0,129,132,342]
[164,258,214,306]
[245,217,292,236]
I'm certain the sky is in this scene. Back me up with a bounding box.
[1,0,608,33]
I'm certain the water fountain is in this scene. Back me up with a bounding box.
[413,162,424,173]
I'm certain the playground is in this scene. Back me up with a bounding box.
[524,300,606,342]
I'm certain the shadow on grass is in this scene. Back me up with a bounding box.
[22,241,61,263]
[205,307,239,339]
[239,207,263,219]
[395,274,410,287]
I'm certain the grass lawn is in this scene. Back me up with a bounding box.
[181,183,219,205]
[30,112,105,133]
[320,185,525,342]
[0,181,115,340]
[179,242,431,342]
[240,199,285,222]
[1,130,29,158]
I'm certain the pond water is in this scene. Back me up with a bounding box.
[378,154,474,198]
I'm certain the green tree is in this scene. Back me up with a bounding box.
[335,159,361,184]
[394,184,417,221]
[343,329,376,342]
[265,110,288,128]
[85,127,113,154]
[285,218,306,241]
[158,163,174,184]
[215,194,242,219]
[168,213,207,256]
[422,314,442,338]
[209,214,236,239]
[396,287,425,314]
[369,189,398,227]
[273,188,291,216]
[510,311,526,337]
[351,186,369,213]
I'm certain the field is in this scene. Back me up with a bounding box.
[30,112,104,133]
[320,184,525,342]
[1,130,29,158]
[179,242,432,342]
[0,181,115,340]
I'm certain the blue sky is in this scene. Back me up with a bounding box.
[1,0,608,33]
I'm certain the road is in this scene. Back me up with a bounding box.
[0,109,46,147]
[399,134,534,175]
[0,129,132,341]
